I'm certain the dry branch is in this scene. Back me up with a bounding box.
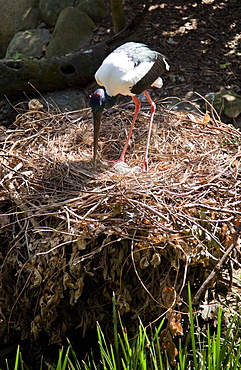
[192,224,241,304]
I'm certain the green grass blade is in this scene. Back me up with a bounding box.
[19,351,28,370]
[67,339,83,370]
[155,334,164,370]
[233,340,241,370]
[109,344,117,369]
[188,284,198,369]
[55,347,64,370]
[118,332,130,365]
[81,361,90,370]
[215,307,222,369]
[178,338,186,370]
[4,300,241,370]
[207,325,212,370]
[220,313,238,368]
[5,358,10,370]
[39,356,44,370]
[136,324,147,370]
[14,345,20,370]
[97,322,117,369]
[149,318,165,344]
[97,322,108,369]
[62,346,70,369]
[118,315,132,366]
[112,294,121,370]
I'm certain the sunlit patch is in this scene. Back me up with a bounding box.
[225,33,241,56]
[201,0,215,4]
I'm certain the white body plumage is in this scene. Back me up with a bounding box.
[95,42,169,97]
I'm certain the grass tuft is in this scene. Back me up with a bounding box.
[3,293,241,370]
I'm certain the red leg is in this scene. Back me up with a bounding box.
[119,96,141,162]
[143,91,156,172]
[106,96,141,164]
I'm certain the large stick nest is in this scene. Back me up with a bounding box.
[0,97,241,351]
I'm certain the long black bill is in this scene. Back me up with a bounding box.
[93,111,102,164]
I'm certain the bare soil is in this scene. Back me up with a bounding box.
[142,0,240,98]
[95,0,241,98]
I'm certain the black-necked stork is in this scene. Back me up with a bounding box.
[90,42,169,171]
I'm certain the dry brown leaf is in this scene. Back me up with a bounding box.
[162,287,176,308]
[166,309,183,336]
[202,112,211,125]
[160,328,178,366]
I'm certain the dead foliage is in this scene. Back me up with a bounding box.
[0,97,241,361]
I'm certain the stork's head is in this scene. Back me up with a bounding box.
[90,88,116,164]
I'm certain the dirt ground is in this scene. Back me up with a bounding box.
[95,0,241,100]
[141,0,241,98]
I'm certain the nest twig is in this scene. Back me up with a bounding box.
[0,97,241,349]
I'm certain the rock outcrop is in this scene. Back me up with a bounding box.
[1,0,107,59]
[0,0,41,58]
[45,7,94,58]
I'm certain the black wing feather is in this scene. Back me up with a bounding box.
[131,54,168,95]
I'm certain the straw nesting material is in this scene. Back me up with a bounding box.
[0,98,240,345]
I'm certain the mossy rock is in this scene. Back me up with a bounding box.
[76,0,107,22]
[206,89,241,119]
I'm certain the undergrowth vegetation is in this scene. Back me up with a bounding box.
[4,289,241,370]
